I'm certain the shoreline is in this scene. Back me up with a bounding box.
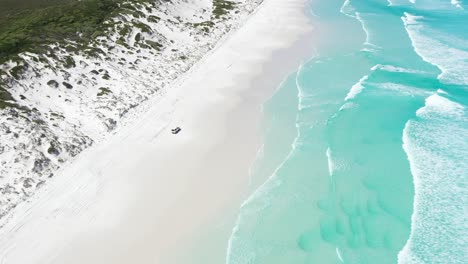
[162,16,318,262]
[0,0,315,263]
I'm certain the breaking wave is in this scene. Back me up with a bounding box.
[399,94,468,264]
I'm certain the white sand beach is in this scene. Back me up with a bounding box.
[0,0,314,263]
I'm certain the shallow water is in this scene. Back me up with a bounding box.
[227,0,468,263]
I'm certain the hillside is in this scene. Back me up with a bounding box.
[0,0,262,219]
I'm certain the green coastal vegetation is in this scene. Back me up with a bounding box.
[0,0,237,109]
[0,0,127,63]
[0,0,150,109]
[0,0,237,62]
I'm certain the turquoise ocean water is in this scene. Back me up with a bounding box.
[227,0,467,263]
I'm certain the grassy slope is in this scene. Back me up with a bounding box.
[0,0,132,109]
[0,0,237,60]
[0,0,123,61]
[0,0,237,109]
[0,0,74,16]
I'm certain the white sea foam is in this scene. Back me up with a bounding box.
[356,12,373,47]
[336,247,344,262]
[388,0,414,5]
[326,147,334,177]
[416,94,464,119]
[371,64,425,74]
[340,0,356,18]
[402,12,423,24]
[402,12,468,85]
[451,0,464,9]
[296,62,306,110]
[338,102,357,111]
[295,55,319,111]
[398,94,468,264]
[344,75,368,101]
[436,88,448,94]
[376,82,431,97]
